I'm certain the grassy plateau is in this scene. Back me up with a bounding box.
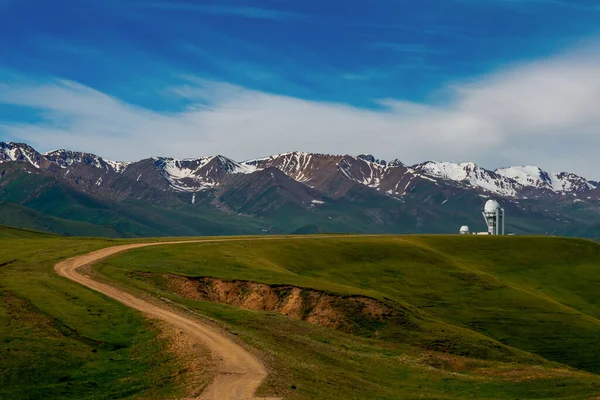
[2,226,600,399]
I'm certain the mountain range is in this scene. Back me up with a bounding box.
[1,141,599,238]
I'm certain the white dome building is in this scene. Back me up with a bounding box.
[482,200,505,235]
[460,225,470,235]
[484,200,501,215]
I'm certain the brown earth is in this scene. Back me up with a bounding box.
[163,275,400,333]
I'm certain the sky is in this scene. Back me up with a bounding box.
[1,0,600,177]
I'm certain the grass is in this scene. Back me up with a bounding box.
[0,201,124,237]
[93,235,600,399]
[0,226,199,400]
[0,224,58,238]
[2,227,600,399]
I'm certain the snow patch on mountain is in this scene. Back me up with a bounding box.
[554,172,597,192]
[0,142,41,168]
[104,159,132,173]
[495,166,596,193]
[227,158,259,174]
[337,156,389,188]
[243,151,316,182]
[414,161,519,196]
[245,151,322,165]
[154,157,215,192]
[158,157,211,179]
[3,147,18,161]
[417,174,438,183]
[495,166,550,188]
[155,155,259,192]
[44,149,132,172]
[243,152,411,194]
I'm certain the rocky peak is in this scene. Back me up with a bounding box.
[357,154,388,166]
[0,142,43,168]
[413,161,519,197]
[495,166,596,194]
[387,159,404,167]
[44,149,131,173]
[152,155,257,192]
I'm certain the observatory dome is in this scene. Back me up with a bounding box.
[484,200,501,214]
[460,225,470,234]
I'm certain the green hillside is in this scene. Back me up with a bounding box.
[0,224,58,238]
[0,231,206,400]
[2,233,600,399]
[0,166,269,237]
[94,235,600,399]
[0,201,125,237]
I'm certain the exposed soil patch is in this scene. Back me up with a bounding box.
[161,274,417,337]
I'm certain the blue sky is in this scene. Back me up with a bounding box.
[1,0,600,176]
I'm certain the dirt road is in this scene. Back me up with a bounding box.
[54,240,279,400]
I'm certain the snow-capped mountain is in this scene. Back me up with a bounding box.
[2,141,600,239]
[0,142,598,200]
[241,151,413,198]
[44,149,132,173]
[407,161,598,198]
[243,151,342,183]
[153,155,257,192]
[242,153,597,199]
[0,142,44,168]
[412,161,520,197]
[495,166,597,194]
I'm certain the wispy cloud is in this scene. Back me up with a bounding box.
[132,2,304,20]
[1,46,600,177]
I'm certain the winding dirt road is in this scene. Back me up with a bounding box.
[54,240,279,400]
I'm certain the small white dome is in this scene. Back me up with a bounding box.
[484,200,501,214]
[460,225,470,234]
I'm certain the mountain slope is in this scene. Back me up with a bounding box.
[0,161,268,237]
[1,142,599,238]
[0,201,125,237]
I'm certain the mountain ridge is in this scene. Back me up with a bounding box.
[2,141,599,238]
[3,142,595,200]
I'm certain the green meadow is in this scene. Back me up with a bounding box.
[0,226,195,400]
[2,226,600,399]
[96,235,600,399]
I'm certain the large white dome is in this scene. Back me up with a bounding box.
[460,225,470,234]
[484,200,501,214]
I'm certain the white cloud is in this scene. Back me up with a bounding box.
[1,47,600,178]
